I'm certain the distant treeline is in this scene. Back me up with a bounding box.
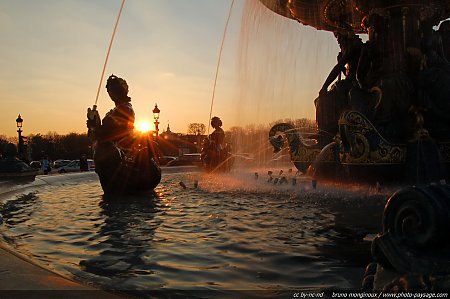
[1,118,316,162]
[0,132,91,161]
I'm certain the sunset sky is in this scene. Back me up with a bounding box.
[1,0,339,138]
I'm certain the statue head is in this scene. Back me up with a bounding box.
[362,14,386,41]
[334,31,357,49]
[211,116,222,129]
[106,74,131,103]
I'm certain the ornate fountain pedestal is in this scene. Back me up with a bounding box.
[0,143,38,183]
[200,139,234,172]
[262,0,450,291]
[264,0,450,184]
[363,185,450,291]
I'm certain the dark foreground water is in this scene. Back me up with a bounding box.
[0,169,389,297]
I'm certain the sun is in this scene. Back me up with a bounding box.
[136,120,152,133]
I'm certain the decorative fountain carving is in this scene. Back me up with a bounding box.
[0,143,38,182]
[260,0,450,34]
[269,123,323,173]
[338,111,407,165]
[363,184,450,291]
[262,0,450,183]
[261,0,450,291]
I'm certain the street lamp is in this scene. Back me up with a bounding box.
[16,114,23,130]
[16,114,23,157]
[153,104,160,137]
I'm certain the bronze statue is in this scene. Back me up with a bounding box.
[209,116,225,151]
[0,143,37,182]
[200,116,233,171]
[440,20,450,62]
[87,74,161,194]
[319,31,362,96]
[315,31,363,145]
[417,19,450,139]
[260,0,450,291]
[87,75,135,150]
[263,1,450,183]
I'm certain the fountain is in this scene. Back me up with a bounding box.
[0,143,38,183]
[0,168,391,295]
[1,1,450,295]
[260,0,450,291]
[262,0,450,185]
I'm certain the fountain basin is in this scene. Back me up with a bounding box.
[0,167,390,296]
[259,0,450,33]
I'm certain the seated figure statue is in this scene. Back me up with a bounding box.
[349,14,414,142]
[87,74,161,194]
[0,143,34,173]
[315,31,363,146]
[87,74,136,168]
[439,20,450,62]
[417,19,450,140]
[201,116,233,171]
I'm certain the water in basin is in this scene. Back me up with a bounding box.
[0,169,389,297]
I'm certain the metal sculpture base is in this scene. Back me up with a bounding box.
[269,110,449,184]
[261,0,450,291]
[263,0,450,183]
[200,140,234,172]
[94,142,161,195]
[362,184,450,291]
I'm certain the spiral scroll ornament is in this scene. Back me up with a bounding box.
[383,185,450,249]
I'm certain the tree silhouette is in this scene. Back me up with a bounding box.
[187,123,206,135]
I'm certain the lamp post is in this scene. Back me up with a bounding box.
[153,104,160,137]
[16,114,23,158]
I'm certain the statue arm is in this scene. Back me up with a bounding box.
[320,53,347,95]
[87,108,101,141]
[433,33,449,64]
[356,45,370,89]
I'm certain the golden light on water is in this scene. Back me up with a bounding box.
[136,120,152,133]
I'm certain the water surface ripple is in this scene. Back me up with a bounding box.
[0,170,388,296]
